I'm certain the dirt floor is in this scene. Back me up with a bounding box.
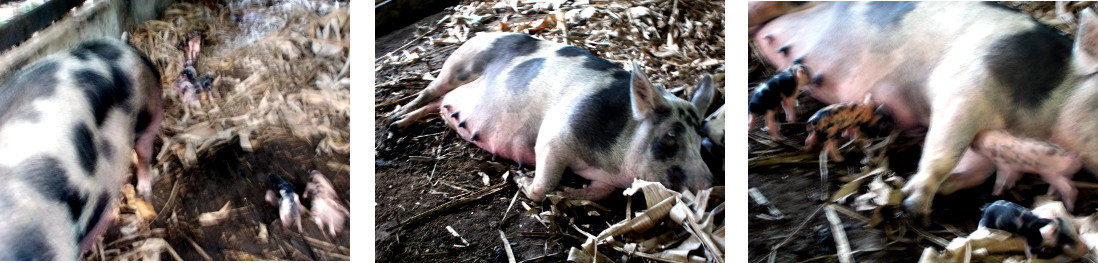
[374,1,725,262]
[747,2,1098,262]
[77,0,351,260]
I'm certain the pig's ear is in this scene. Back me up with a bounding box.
[630,61,670,119]
[691,74,715,113]
[1074,8,1098,75]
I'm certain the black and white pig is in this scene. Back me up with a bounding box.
[749,2,1098,222]
[390,33,715,201]
[0,38,163,260]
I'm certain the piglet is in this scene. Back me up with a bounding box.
[304,170,349,237]
[979,200,1075,259]
[805,95,885,162]
[266,173,304,232]
[749,63,810,141]
[970,130,1083,211]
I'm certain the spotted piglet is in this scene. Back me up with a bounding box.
[391,33,715,201]
[748,63,811,141]
[805,95,885,162]
[0,38,163,260]
[979,200,1083,259]
[970,130,1083,211]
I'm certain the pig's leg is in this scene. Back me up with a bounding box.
[519,143,569,202]
[1045,173,1077,212]
[390,58,481,128]
[135,94,164,199]
[391,99,445,129]
[902,95,989,221]
[938,149,996,195]
[764,110,784,141]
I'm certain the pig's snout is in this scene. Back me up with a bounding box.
[667,163,714,194]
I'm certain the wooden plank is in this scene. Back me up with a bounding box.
[0,0,84,53]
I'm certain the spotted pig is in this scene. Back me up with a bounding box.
[390,33,715,201]
[0,38,163,260]
[749,2,1098,221]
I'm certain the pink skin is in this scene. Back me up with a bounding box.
[970,130,1082,211]
[186,32,201,63]
[304,170,349,237]
[266,190,304,232]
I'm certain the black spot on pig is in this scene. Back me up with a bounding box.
[506,58,545,91]
[135,109,152,136]
[571,71,630,151]
[71,41,122,61]
[582,56,620,72]
[493,34,539,57]
[18,156,85,221]
[556,46,588,57]
[75,68,132,126]
[456,34,540,83]
[99,138,113,159]
[865,2,916,28]
[6,226,54,260]
[1047,148,1057,156]
[79,192,111,241]
[985,27,1071,108]
[73,123,97,174]
[777,44,790,54]
[0,61,58,122]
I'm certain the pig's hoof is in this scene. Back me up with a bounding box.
[902,196,932,226]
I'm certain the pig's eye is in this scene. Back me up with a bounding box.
[660,131,677,149]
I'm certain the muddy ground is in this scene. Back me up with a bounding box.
[747,2,1098,262]
[77,0,351,260]
[374,1,725,262]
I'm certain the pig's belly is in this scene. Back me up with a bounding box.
[752,2,941,129]
[439,81,542,167]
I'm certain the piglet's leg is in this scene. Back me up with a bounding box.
[764,110,785,141]
[1045,174,1078,212]
[748,113,756,134]
[993,169,1021,196]
[824,139,843,162]
[780,95,798,122]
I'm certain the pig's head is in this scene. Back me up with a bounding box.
[623,61,716,194]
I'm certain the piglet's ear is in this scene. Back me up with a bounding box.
[630,61,670,119]
[1073,8,1098,75]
